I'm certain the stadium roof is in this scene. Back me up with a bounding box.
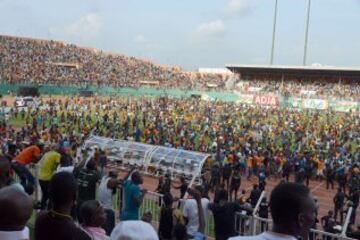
[225,64,360,77]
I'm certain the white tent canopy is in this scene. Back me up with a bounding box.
[83,136,210,178]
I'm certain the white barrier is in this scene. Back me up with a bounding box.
[235,213,356,240]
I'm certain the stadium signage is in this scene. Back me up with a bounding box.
[253,94,279,106]
[331,101,358,112]
[302,99,328,110]
[236,94,254,104]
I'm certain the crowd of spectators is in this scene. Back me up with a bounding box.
[2,35,360,100]
[236,75,360,101]
[0,35,227,91]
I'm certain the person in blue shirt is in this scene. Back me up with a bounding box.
[120,168,147,221]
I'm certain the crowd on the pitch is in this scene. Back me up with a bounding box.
[0,95,359,239]
[0,35,227,90]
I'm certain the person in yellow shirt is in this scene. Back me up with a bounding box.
[316,159,324,180]
[38,149,62,210]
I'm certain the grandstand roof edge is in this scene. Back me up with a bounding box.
[225,64,360,74]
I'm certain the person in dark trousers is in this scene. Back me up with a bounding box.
[74,159,100,222]
[158,193,175,240]
[258,197,269,232]
[99,150,107,176]
[337,171,347,194]
[210,163,221,191]
[12,143,43,194]
[156,176,165,207]
[295,168,305,185]
[325,165,335,190]
[348,191,359,224]
[158,193,185,240]
[333,188,345,223]
[38,149,62,210]
[282,161,291,182]
[229,168,241,201]
[209,189,243,240]
[258,171,267,192]
[249,184,261,208]
[321,210,336,237]
[304,161,313,187]
[222,163,232,191]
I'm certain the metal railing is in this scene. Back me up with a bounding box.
[234,212,356,240]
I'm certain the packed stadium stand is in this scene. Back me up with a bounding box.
[0,35,228,90]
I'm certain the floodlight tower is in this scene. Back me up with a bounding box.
[303,0,311,66]
[270,0,278,65]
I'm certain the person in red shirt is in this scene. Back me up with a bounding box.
[12,142,44,194]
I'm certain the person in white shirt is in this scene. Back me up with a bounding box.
[0,186,33,240]
[230,183,317,240]
[182,185,209,238]
[98,171,120,235]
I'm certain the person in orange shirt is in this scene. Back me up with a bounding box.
[12,143,44,194]
[247,155,253,179]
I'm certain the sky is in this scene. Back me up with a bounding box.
[0,0,360,70]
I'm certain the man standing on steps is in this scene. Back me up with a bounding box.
[230,182,317,240]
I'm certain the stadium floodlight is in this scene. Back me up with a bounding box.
[270,0,278,65]
[303,0,311,66]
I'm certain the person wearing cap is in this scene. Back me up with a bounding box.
[11,142,43,193]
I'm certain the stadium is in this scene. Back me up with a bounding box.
[0,1,360,240]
